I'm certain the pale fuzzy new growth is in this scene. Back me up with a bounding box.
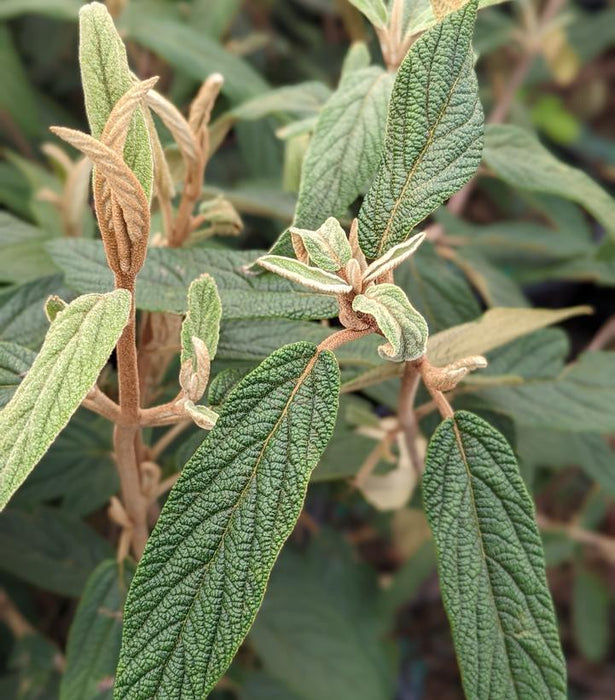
[257,255,352,295]
[362,231,426,283]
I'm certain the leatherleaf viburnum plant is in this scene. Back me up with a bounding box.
[6,0,615,697]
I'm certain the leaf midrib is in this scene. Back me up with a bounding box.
[145,350,320,698]
[375,17,467,257]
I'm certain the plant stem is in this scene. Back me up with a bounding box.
[537,514,615,565]
[317,327,372,352]
[113,274,150,559]
[150,420,192,460]
[398,362,425,473]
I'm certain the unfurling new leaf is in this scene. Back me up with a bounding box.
[353,284,428,362]
[257,255,352,295]
[423,411,567,698]
[358,0,483,258]
[78,2,153,197]
[179,273,221,401]
[0,290,131,510]
[115,342,340,698]
[290,217,352,272]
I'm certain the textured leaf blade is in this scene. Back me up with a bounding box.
[47,239,339,320]
[295,66,394,229]
[423,411,566,698]
[0,290,131,509]
[79,2,153,197]
[358,0,483,258]
[115,342,340,698]
[61,559,135,700]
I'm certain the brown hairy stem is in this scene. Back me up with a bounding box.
[113,273,150,558]
[317,327,373,352]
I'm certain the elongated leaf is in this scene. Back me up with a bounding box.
[423,411,566,698]
[231,82,331,121]
[79,2,152,197]
[0,274,72,349]
[115,342,340,698]
[257,255,352,294]
[295,66,393,229]
[47,239,338,320]
[0,507,113,596]
[484,125,615,238]
[0,341,36,407]
[428,305,591,366]
[362,231,425,283]
[61,559,135,700]
[181,274,221,365]
[475,351,615,433]
[358,0,483,258]
[0,290,130,510]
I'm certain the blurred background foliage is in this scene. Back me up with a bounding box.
[1,0,615,697]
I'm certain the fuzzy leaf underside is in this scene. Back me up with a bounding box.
[0,290,131,510]
[79,2,153,197]
[358,0,483,258]
[181,274,222,365]
[423,411,567,698]
[295,66,393,229]
[60,559,135,700]
[115,342,340,699]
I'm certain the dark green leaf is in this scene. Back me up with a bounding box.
[115,342,340,698]
[358,0,483,257]
[0,507,113,596]
[423,411,566,698]
[61,559,135,700]
[47,240,338,320]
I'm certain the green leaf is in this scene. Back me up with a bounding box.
[0,290,131,510]
[120,10,268,103]
[61,559,135,700]
[347,0,388,28]
[0,274,72,349]
[79,2,153,197]
[518,429,615,495]
[250,533,394,700]
[115,342,340,698]
[362,231,425,283]
[0,341,36,408]
[475,351,615,433]
[484,125,615,239]
[572,566,611,664]
[0,507,113,596]
[427,305,591,366]
[358,0,483,258]
[290,218,352,272]
[353,284,428,361]
[181,274,221,367]
[13,411,118,516]
[423,410,566,698]
[0,0,81,20]
[47,239,338,320]
[230,82,331,121]
[295,66,393,229]
[257,255,352,294]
